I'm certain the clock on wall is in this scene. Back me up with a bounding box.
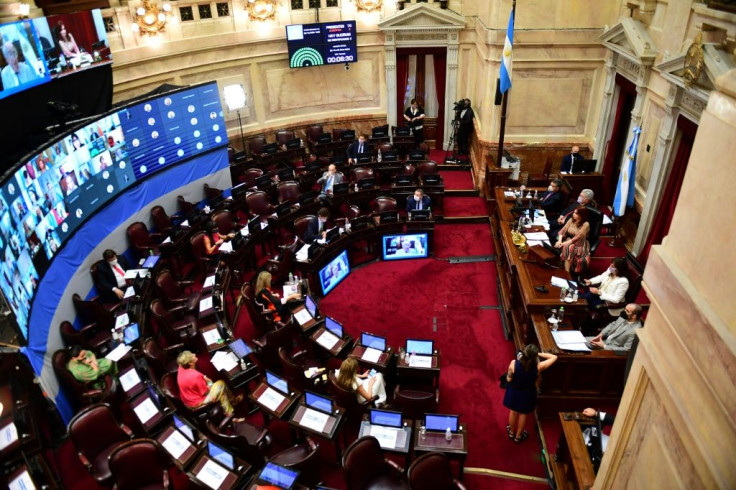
[683,32,705,87]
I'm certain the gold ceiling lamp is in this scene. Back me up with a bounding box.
[131,0,172,36]
[247,0,279,21]
[356,0,383,12]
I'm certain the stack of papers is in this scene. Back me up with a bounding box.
[362,347,382,363]
[296,244,311,261]
[523,231,551,247]
[258,387,285,411]
[124,269,149,280]
[316,330,339,349]
[119,368,142,392]
[202,327,222,346]
[199,296,214,313]
[0,422,18,450]
[408,355,433,368]
[115,313,130,329]
[240,227,250,236]
[124,286,136,299]
[218,241,233,253]
[551,276,577,289]
[162,236,172,244]
[8,469,34,490]
[203,275,216,289]
[551,330,591,351]
[133,398,159,424]
[197,459,230,490]
[304,367,324,378]
[161,429,191,459]
[283,284,299,298]
[211,351,239,371]
[504,190,516,198]
[105,344,132,361]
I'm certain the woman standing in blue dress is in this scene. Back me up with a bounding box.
[503,345,557,443]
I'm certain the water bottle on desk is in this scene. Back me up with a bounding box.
[288,272,294,285]
[420,425,426,439]
[558,306,565,325]
[445,427,452,441]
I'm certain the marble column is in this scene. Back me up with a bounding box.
[444,33,459,145]
[385,33,397,129]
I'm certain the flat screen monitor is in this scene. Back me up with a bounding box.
[408,150,425,161]
[330,155,345,164]
[0,20,52,100]
[409,209,431,221]
[285,138,301,149]
[229,338,251,358]
[299,190,317,204]
[255,174,273,187]
[357,153,371,164]
[305,390,333,414]
[173,415,195,442]
[248,217,261,234]
[305,294,317,317]
[207,441,234,470]
[257,462,300,490]
[406,339,433,355]
[324,226,340,243]
[340,129,355,141]
[275,201,292,216]
[318,249,350,295]
[382,233,428,261]
[265,370,289,395]
[395,126,411,137]
[360,332,386,352]
[324,316,343,338]
[142,254,160,268]
[317,133,332,144]
[358,177,376,189]
[425,413,459,433]
[382,150,398,162]
[286,21,357,69]
[350,215,370,230]
[123,323,140,345]
[422,174,441,185]
[395,175,413,185]
[377,210,399,223]
[332,182,349,195]
[370,408,403,428]
[262,143,279,154]
[277,168,294,181]
[372,127,387,137]
[231,183,247,199]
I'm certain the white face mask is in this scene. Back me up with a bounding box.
[548,185,554,192]
[577,197,585,205]
[414,195,421,201]
[108,259,118,266]
[609,267,617,275]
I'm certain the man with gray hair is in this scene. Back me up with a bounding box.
[587,303,643,353]
[547,188,595,242]
[1,41,37,89]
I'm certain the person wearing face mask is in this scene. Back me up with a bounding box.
[406,188,431,212]
[303,207,331,244]
[547,188,595,242]
[587,303,642,352]
[582,257,629,316]
[95,249,131,303]
[538,179,564,217]
[560,145,581,174]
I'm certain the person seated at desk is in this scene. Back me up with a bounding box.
[316,164,343,201]
[538,179,564,217]
[177,350,242,417]
[547,189,595,242]
[560,145,582,174]
[587,303,643,353]
[53,21,82,58]
[1,41,38,89]
[582,257,629,317]
[336,358,387,407]
[96,249,130,303]
[67,345,118,389]
[346,135,370,165]
[581,407,616,456]
[406,188,431,212]
[554,207,591,274]
[203,221,235,255]
[303,207,330,245]
[255,271,301,323]
[392,237,424,258]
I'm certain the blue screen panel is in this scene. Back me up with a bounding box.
[318,249,350,295]
[360,333,386,352]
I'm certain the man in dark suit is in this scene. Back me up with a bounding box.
[457,99,474,155]
[303,207,330,244]
[95,249,131,303]
[403,98,425,147]
[346,134,370,164]
[560,145,582,174]
[547,188,595,242]
[406,188,431,212]
[538,179,564,217]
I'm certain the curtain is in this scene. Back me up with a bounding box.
[49,12,99,54]
[637,116,697,264]
[601,75,636,204]
[433,51,446,151]
[396,54,409,128]
[424,55,438,117]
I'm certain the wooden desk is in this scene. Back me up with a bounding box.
[129,389,171,435]
[396,352,440,388]
[188,452,250,490]
[288,403,346,461]
[359,417,413,455]
[531,313,627,416]
[156,424,204,471]
[412,421,468,478]
[552,412,596,490]
[310,326,353,358]
[249,382,301,423]
[348,345,395,373]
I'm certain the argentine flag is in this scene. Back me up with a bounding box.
[500,8,515,93]
[613,126,642,217]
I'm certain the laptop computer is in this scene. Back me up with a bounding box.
[409,209,431,221]
[256,462,300,490]
[360,332,386,352]
[381,150,398,162]
[231,183,248,199]
[207,441,235,470]
[425,413,460,432]
[304,390,333,414]
[142,255,160,268]
[324,316,344,338]
[395,126,411,137]
[358,177,377,189]
[276,201,293,216]
[265,370,290,395]
[209,195,225,209]
[349,215,370,230]
[305,295,318,318]
[248,217,262,234]
[325,226,340,243]
[406,339,433,355]
[277,168,294,181]
[255,174,273,188]
[285,138,301,149]
[262,143,279,154]
[317,133,332,144]
[395,175,413,186]
[173,415,195,442]
[123,323,140,345]
[228,338,251,359]
[332,182,349,195]
[370,408,403,429]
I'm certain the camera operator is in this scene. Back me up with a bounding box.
[403,98,425,148]
[456,98,474,155]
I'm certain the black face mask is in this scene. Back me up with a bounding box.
[620,311,629,320]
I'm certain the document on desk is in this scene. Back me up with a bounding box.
[551,276,577,289]
[161,429,191,459]
[133,397,159,424]
[115,313,130,329]
[552,330,591,352]
[8,469,35,490]
[316,330,339,350]
[218,241,233,253]
[202,327,222,346]
[408,355,433,368]
[199,296,214,313]
[362,347,382,363]
[124,286,135,299]
[370,425,398,449]
[504,190,516,198]
[105,344,132,362]
[0,421,18,450]
[203,275,216,289]
[296,244,311,261]
[524,232,550,241]
[293,308,312,326]
[197,459,230,490]
[240,226,250,236]
[162,236,172,244]
[261,221,269,230]
[124,268,148,280]
[119,367,142,392]
[301,408,329,433]
[181,220,190,228]
[211,351,238,372]
[258,387,286,411]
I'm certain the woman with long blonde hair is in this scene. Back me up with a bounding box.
[336,358,387,406]
[254,271,300,322]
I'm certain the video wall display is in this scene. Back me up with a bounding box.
[286,21,357,68]
[0,10,111,100]
[382,233,428,261]
[0,81,227,340]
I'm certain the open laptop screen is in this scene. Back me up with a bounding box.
[406,339,433,355]
[207,441,234,470]
[305,295,317,317]
[361,332,386,352]
[173,415,195,442]
[229,338,251,358]
[257,462,300,489]
[370,408,403,428]
[266,370,289,395]
[123,323,140,345]
[305,391,333,414]
[425,413,459,432]
[142,255,160,268]
[324,317,343,338]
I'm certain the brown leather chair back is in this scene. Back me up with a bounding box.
[72,293,114,330]
[276,130,295,146]
[352,167,374,182]
[306,125,323,143]
[416,161,438,177]
[278,347,308,392]
[254,324,294,372]
[177,195,196,214]
[246,191,273,218]
[151,205,173,233]
[244,168,264,188]
[155,271,183,303]
[212,210,236,235]
[408,452,458,490]
[143,337,177,381]
[204,183,223,199]
[401,163,417,177]
[294,215,315,243]
[109,439,170,490]
[392,384,439,421]
[342,436,407,490]
[374,196,398,213]
[277,181,300,205]
[248,136,267,155]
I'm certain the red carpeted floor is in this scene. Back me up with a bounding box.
[442,196,488,217]
[440,170,476,190]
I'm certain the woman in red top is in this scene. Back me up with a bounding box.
[176,351,241,416]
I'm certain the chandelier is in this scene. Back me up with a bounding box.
[356,0,382,12]
[247,0,279,21]
[131,0,172,36]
